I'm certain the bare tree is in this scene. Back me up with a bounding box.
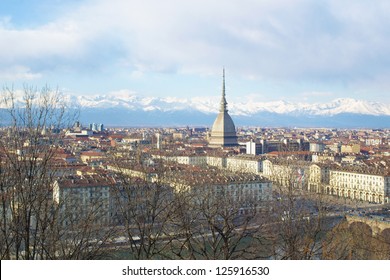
[108,152,175,260]
[264,157,333,259]
[169,178,271,260]
[322,219,390,259]
[0,86,113,259]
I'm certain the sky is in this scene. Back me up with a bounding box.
[1,0,390,104]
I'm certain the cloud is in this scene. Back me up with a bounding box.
[1,0,390,100]
[0,65,42,81]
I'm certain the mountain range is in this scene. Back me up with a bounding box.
[2,91,390,128]
[70,92,390,128]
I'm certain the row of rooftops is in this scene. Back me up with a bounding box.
[56,174,117,188]
[165,171,269,187]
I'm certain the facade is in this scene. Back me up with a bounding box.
[206,155,227,169]
[341,143,360,154]
[89,123,104,132]
[308,163,331,193]
[80,151,105,163]
[310,142,325,153]
[166,155,207,166]
[226,155,263,174]
[166,168,272,209]
[246,140,263,155]
[328,170,390,203]
[308,163,390,204]
[262,159,309,189]
[208,69,238,148]
[311,153,339,163]
[365,138,382,146]
[53,175,114,226]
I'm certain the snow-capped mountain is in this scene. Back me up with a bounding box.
[2,90,389,127]
[69,92,390,127]
[72,91,390,117]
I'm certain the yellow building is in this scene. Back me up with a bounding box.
[341,143,360,154]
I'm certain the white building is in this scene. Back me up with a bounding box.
[310,142,325,153]
[226,155,263,174]
[53,175,114,226]
[246,140,262,155]
[262,159,309,189]
[308,163,390,204]
[170,155,207,166]
[328,169,390,204]
[206,156,226,169]
[166,169,272,210]
[308,163,331,193]
[365,138,382,146]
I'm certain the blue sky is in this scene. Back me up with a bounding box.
[1,0,390,103]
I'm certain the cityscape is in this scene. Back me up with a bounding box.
[0,71,389,260]
[0,0,390,263]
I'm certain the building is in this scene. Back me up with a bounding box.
[80,150,106,164]
[312,153,340,163]
[208,69,238,148]
[206,155,227,169]
[226,155,263,174]
[365,138,382,146]
[328,169,390,203]
[308,163,332,193]
[165,167,272,210]
[53,175,115,226]
[341,143,360,154]
[246,140,262,155]
[310,142,325,153]
[308,163,390,204]
[262,158,309,189]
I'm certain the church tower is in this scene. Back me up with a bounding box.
[208,69,238,148]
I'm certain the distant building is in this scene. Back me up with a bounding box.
[246,140,262,155]
[206,155,227,169]
[312,153,340,163]
[327,143,341,153]
[80,150,105,163]
[208,69,238,148]
[341,143,360,154]
[310,142,325,153]
[259,139,308,153]
[156,133,162,150]
[365,138,382,146]
[89,123,104,132]
[65,129,93,137]
[173,132,184,140]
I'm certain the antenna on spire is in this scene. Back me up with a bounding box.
[223,67,225,96]
[220,68,227,112]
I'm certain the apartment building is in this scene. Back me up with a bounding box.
[226,155,263,174]
[329,169,390,203]
[53,175,115,226]
[165,167,272,210]
[308,163,390,204]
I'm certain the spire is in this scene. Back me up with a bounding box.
[220,68,228,112]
